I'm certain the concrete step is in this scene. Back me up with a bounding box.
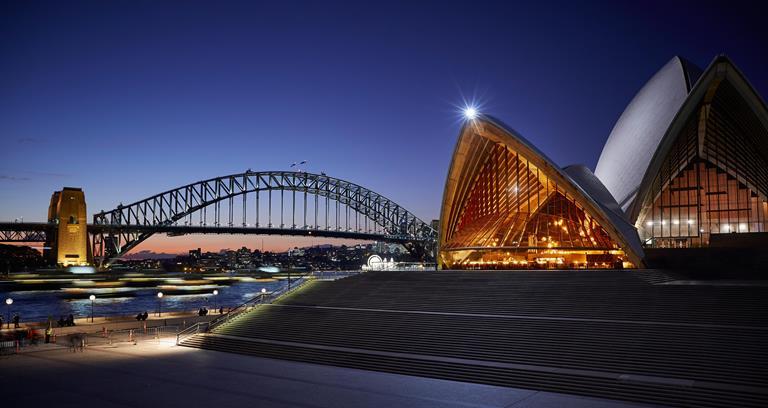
[180,333,767,408]
[182,270,768,408]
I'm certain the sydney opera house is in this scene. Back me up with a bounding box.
[439,55,768,269]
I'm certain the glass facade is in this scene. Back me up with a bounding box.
[440,125,632,269]
[636,79,768,247]
[439,57,767,269]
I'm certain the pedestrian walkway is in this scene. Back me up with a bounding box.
[1,340,656,408]
[0,312,215,355]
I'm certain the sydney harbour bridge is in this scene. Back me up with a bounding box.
[0,171,437,267]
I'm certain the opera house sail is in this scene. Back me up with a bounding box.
[595,57,702,213]
[597,56,768,248]
[438,54,764,270]
[438,116,644,269]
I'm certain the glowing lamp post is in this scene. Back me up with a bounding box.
[212,289,219,312]
[5,298,12,329]
[89,294,96,322]
[261,288,267,303]
[157,292,164,317]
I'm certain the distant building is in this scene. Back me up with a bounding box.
[288,247,305,257]
[237,246,252,266]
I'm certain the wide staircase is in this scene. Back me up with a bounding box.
[180,270,768,408]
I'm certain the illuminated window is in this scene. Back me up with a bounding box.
[636,79,768,248]
[440,118,639,269]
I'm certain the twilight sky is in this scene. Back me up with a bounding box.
[1,1,766,254]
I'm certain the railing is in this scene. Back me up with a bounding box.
[176,274,316,345]
[311,270,363,281]
[0,340,18,355]
[207,276,313,331]
[176,322,210,345]
[96,325,182,346]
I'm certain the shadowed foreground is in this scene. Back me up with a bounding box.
[1,342,650,408]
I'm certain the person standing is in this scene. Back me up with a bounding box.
[12,314,20,328]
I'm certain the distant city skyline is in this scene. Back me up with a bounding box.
[122,235,367,257]
[2,1,766,255]
[122,239,367,260]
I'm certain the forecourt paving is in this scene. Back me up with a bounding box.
[1,341,657,408]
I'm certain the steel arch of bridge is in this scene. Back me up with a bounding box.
[93,171,436,266]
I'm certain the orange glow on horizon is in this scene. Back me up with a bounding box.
[123,234,367,256]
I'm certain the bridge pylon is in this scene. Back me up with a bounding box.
[45,187,93,267]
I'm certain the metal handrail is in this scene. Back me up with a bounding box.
[207,275,314,331]
[176,321,210,345]
[311,270,363,281]
[206,291,272,329]
[175,270,367,345]
[176,273,315,345]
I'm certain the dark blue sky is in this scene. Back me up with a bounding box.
[1,1,766,252]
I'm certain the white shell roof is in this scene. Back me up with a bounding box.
[594,57,701,212]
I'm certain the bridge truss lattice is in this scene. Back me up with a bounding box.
[92,171,436,266]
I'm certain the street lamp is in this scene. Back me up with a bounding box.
[157,292,164,317]
[5,298,12,329]
[260,288,267,303]
[89,294,96,322]
[212,289,219,312]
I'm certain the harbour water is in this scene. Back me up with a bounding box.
[0,270,343,323]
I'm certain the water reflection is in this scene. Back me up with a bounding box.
[0,279,292,323]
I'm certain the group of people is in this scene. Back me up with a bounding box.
[57,314,76,327]
[0,314,21,328]
[134,311,149,321]
[198,307,226,316]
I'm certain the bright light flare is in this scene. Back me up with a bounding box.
[463,106,479,120]
[452,91,487,124]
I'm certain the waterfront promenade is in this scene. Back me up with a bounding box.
[0,311,216,356]
[1,310,217,333]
